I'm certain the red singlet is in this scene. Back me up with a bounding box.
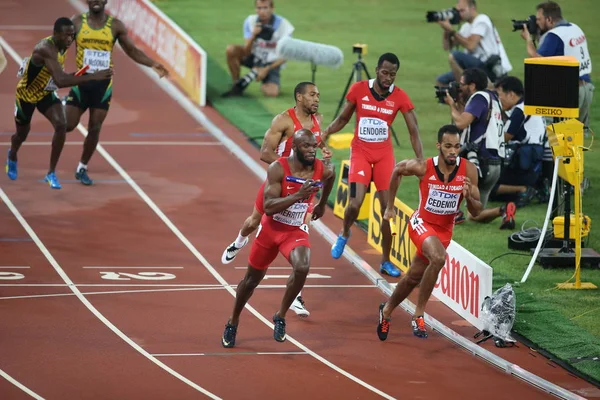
[254,107,322,214]
[409,156,467,259]
[345,79,414,190]
[248,157,324,270]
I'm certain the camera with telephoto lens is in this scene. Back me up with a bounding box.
[512,15,538,34]
[434,81,459,104]
[256,23,275,41]
[221,68,258,97]
[426,8,461,25]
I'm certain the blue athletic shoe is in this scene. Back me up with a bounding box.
[75,168,93,185]
[331,234,349,259]
[380,261,401,277]
[5,150,17,180]
[44,172,62,189]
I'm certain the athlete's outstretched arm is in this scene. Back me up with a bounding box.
[260,114,290,164]
[37,45,112,88]
[321,101,356,142]
[263,161,319,216]
[384,158,426,220]
[311,164,336,220]
[463,160,482,218]
[113,19,169,78]
[402,110,424,159]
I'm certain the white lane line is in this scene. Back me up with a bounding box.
[82,266,185,269]
[0,187,221,399]
[0,266,30,269]
[0,367,44,399]
[152,352,308,357]
[0,25,51,30]
[0,284,378,300]
[0,141,222,146]
[0,286,227,301]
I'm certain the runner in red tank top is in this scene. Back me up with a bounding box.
[221,82,332,318]
[221,129,335,348]
[321,53,423,278]
[376,125,482,340]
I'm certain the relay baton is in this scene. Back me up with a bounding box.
[389,219,397,236]
[285,176,323,187]
[75,65,89,76]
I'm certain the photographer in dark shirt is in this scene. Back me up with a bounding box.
[445,68,515,229]
[490,76,545,208]
[224,0,294,97]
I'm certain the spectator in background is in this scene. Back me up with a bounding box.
[445,67,515,229]
[223,0,294,97]
[436,0,512,87]
[521,1,593,135]
[489,76,545,208]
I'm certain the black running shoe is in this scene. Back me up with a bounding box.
[377,302,391,341]
[222,321,238,348]
[273,314,286,342]
[411,316,428,339]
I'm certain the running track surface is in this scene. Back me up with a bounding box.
[0,1,598,399]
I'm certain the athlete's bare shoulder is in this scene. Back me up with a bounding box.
[71,14,84,32]
[111,17,127,38]
[31,37,57,65]
[272,109,295,137]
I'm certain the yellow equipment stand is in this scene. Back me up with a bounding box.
[545,120,598,289]
[522,56,598,289]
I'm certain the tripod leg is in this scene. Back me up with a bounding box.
[334,66,358,118]
[360,61,371,80]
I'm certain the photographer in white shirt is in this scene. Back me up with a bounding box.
[224,0,294,97]
[436,0,512,87]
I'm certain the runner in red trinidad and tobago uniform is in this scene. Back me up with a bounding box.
[220,82,332,318]
[321,53,423,278]
[221,129,336,348]
[376,125,482,340]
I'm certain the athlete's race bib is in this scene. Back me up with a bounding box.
[273,202,309,226]
[83,49,111,72]
[17,57,30,78]
[358,117,388,142]
[44,78,58,92]
[425,189,461,215]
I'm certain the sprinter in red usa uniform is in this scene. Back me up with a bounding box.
[376,125,482,340]
[221,129,335,348]
[322,52,423,278]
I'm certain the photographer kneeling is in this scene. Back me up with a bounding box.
[489,76,545,208]
[224,0,294,97]
[435,0,512,88]
[445,68,515,229]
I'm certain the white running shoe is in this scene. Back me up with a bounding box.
[289,296,310,317]
[221,237,248,264]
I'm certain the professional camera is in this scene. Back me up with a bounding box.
[221,68,258,97]
[426,8,461,25]
[256,23,275,41]
[434,81,459,104]
[512,15,538,35]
